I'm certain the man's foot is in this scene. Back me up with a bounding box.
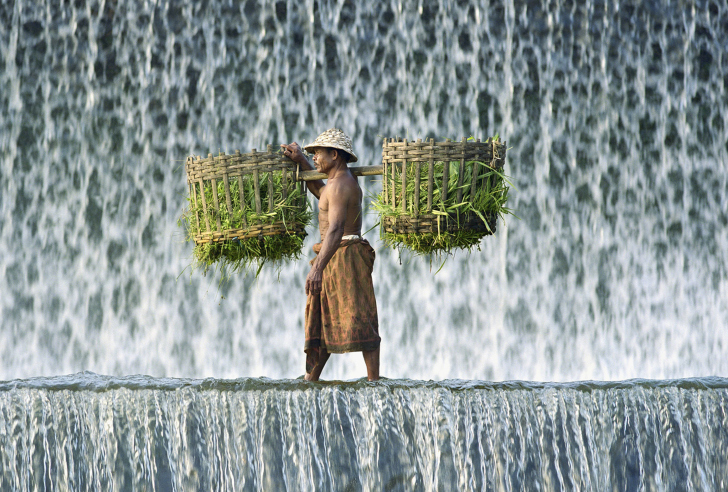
[305,347,330,381]
[363,347,380,381]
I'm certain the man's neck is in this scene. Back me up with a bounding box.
[325,161,350,181]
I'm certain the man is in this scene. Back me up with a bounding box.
[281,129,380,381]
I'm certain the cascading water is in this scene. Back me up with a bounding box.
[1,0,726,489]
[2,375,727,491]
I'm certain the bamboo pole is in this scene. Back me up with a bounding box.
[191,181,200,232]
[267,145,275,212]
[427,138,435,212]
[296,165,383,181]
[390,139,397,207]
[441,142,449,204]
[268,172,274,212]
[469,138,480,203]
[382,138,388,205]
[251,148,262,216]
[414,139,422,217]
[211,177,222,231]
[223,173,232,219]
[253,169,262,215]
[234,150,247,228]
[221,151,233,221]
[198,178,210,233]
[300,179,306,211]
[401,139,407,213]
[456,137,466,204]
[482,137,493,196]
[237,174,247,228]
[208,154,222,231]
[282,168,288,199]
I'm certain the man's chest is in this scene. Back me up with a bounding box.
[318,188,330,213]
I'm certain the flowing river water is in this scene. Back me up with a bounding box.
[1,0,726,489]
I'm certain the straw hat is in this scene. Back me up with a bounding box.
[304,128,358,163]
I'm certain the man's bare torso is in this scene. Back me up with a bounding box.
[318,172,363,241]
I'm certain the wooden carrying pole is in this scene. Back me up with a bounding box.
[296,165,383,181]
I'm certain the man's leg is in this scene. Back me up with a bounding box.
[305,347,331,381]
[362,347,380,381]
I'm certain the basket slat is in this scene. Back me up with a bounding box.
[190,182,200,232]
[441,147,449,204]
[382,138,388,205]
[237,174,248,228]
[253,168,262,215]
[266,145,275,212]
[414,161,421,218]
[381,213,496,235]
[469,141,481,204]
[268,172,274,213]
[223,173,233,223]
[390,139,396,207]
[401,140,407,213]
[427,138,435,212]
[456,137,466,204]
[211,177,222,232]
[282,168,288,199]
[193,220,307,245]
[198,179,211,233]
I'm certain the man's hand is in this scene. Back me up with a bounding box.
[306,265,323,296]
[281,142,307,166]
[281,141,324,197]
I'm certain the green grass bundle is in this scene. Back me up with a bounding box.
[180,170,311,275]
[374,137,514,256]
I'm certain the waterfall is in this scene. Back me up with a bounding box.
[1,375,727,491]
[1,0,727,487]
[1,0,726,382]
[0,0,728,381]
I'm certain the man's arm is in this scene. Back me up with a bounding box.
[281,142,324,198]
[305,182,349,296]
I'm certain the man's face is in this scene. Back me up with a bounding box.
[312,148,336,173]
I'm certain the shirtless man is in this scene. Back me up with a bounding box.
[281,129,380,381]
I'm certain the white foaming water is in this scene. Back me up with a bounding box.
[0,0,726,382]
[1,376,727,490]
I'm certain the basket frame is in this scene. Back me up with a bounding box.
[185,145,308,245]
[380,137,506,236]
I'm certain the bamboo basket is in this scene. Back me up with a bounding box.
[184,145,308,247]
[377,136,508,252]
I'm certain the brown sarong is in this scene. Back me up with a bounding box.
[305,239,380,354]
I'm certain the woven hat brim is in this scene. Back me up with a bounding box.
[303,144,358,163]
[303,129,358,162]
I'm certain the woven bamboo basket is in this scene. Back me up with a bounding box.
[378,136,508,252]
[184,144,308,247]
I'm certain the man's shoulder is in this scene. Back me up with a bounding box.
[327,169,360,193]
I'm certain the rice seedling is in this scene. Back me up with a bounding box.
[179,165,312,276]
[373,136,514,256]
